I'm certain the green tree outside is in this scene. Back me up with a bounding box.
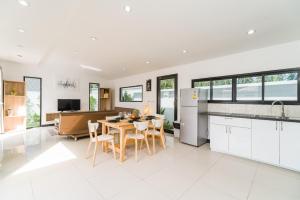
[122,91,133,101]
[89,96,97,111]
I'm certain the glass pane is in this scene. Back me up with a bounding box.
[25,77,41,128]
[194,81,210,100]
[120,86,143,102]
[212,79,232,100]
[264,72,298,101]
[237,76,262,100]
[89,83,99,111]
[159,78,175,130]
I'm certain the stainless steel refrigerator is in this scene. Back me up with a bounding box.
[179,88,208,146]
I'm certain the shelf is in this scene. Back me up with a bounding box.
[5,115,26,118]
[5,95,26,98]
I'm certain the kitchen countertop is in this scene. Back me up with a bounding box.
[207,112,300,123]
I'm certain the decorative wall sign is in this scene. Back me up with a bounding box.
[146,79,151,91]
[57,79,78,89]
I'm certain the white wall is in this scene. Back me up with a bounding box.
[113,40,300,119]
[0,60,112,125]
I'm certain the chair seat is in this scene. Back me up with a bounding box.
[91,134,114,142]
[146,129,161,136]
[126,133,145,140]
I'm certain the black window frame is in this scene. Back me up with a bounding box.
[211,77,234,102]
[156,73,178,124]
[89,82,100,111]
[235,74,263,103]
[191,67,300,105]
[23,76,42,128]
[119,85,143,102]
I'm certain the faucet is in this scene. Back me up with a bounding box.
[271,100,285,118]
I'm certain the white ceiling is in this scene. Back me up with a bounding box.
[0,0,300,79]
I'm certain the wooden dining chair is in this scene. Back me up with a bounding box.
[86,120,116,167]
[105,116,120,136]
[145,119,166,153]
[124,121,151,161]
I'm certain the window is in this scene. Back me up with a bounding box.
[89,83,99,111]
[264,72,298,101]
[193,80,210,100]
[24,77,42,128]
[120,85,143,102]
[237,76,262,101]
[192,68,300,104]
[212,79,232,100]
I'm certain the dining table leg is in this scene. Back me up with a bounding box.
[101,122,107,152]
[119,127,125,162]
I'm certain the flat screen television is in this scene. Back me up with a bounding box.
[58,99,80,111]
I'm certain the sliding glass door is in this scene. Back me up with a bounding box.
[89,83,100,111]
[157,74,178,133]
[24,77,42,128]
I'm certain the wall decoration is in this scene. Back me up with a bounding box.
[146,79,151,91]
[57,79,78,89]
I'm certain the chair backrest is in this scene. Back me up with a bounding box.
[133,121,148,131]
[88,120,99,140]
[152,119,163,129]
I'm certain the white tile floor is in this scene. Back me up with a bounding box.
[1,127,300,200]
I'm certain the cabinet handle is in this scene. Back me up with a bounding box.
[281,121,283,131]
[225,126,228,134]
[275,121,278,131]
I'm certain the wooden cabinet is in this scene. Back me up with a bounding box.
[280,122,300,171]
[210,123,228,153]
[3,81,26,132]
[252,119,279,165]
[100,88,112,111]
[228,126,251,158]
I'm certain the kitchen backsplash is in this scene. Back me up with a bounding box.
[208,103,300,118]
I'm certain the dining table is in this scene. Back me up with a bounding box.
[97,118,153,162]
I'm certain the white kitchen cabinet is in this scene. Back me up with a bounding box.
[210,123,228,153]
[252,119,279,165]
[280,121,300,171]
[228,126,252,158]
[210,115,300,172]
[210,116,252,158]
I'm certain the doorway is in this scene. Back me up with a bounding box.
[157,74,178,133]
[24,76,42,128]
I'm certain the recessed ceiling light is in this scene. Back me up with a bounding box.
[18,0,30,7]
[80,64,102,72]
[17,54,23,58]
[90,36,97,41]
[145,61,150,64]
[18,28,25,33]
[247,29,256,35]
[124,5,131,13]
[182,49,187,54]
